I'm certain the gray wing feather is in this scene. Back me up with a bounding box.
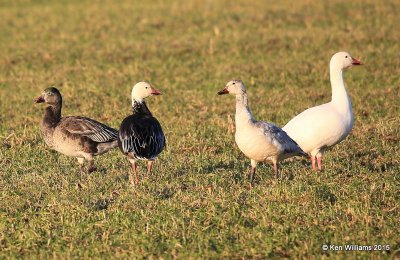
[62,116,118,143]
[255,121,305,155]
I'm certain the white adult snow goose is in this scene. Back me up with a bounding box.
[282,51,363,170]
[35,87,118,174]
[118,82,166,185]
[218,80,305,182]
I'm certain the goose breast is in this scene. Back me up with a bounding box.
[235,124,282,162]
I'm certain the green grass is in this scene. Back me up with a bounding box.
[1,0,399,258]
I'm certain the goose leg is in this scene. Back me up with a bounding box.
[249,160,257,184]
[80,153,96,174]
[273,161,279,179]
[87,158,97,174]
[317,156,323,171]
[77,157,85,175]
[311,156,316,171]
[147,160,154,175]
[128,159,139,185]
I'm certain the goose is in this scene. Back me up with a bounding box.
[118,82,166,185]
[34,87,118,174]
[217,80,306,182]
[282,51,362,170]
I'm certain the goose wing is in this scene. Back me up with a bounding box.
[60,116,118,143]
[256,121,306,155]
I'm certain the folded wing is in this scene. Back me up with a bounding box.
[256,121,306,155]
[119,115,165,160]
[61,116,118,143]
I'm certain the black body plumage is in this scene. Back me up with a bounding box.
[118,101,165,160]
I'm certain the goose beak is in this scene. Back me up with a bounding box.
[34,95,45,103]
[217,88,229,95]
[151,87,162,95]
[351,57,363,65]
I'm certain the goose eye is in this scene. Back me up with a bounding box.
[345,56,348,58]
[232,82,236,85]
[145,87,148,89]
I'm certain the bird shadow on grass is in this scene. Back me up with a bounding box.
[281,156,311,169]
[90,198,114,211]
[112,173,132,184]
[93,167,108,175]
[230,163,296,185]
[172,160,237,178]
[72,166,108,181]
[360,161,398,173]
[336,149,399,174]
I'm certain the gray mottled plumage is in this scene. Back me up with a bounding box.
[254,121,306,158]
[35,87,118,173]
[60,116,118,145]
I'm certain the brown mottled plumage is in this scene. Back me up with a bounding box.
[35,87,118,174]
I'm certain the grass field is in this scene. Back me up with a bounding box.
[1,0,399,258]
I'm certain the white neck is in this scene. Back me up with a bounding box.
[235,94,255,128]
[330,65,352,114]
[131,97,143,106]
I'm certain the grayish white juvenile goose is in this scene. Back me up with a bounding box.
[118,82,165,185]
[283,51,362,170]
[218,80,305,182]
[35,87,118,174]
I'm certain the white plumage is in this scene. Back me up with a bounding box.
[283,51,362,170]
[218,80,305,182]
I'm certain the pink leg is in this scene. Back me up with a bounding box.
[273,162,278,179]
[249,160,257,185]
[311,156,316,171]
[249,167,256,185]
[317,157,322,171]
[129,160,139,185]
[147,161,153,174]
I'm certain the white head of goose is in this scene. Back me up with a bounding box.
[35,87,118,174]
[118,82,166,185]
[218,80,306,183]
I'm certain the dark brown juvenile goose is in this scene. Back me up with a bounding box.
[118,82,165,185]
[35,87,118,174]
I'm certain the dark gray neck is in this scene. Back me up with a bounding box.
[43,104,61,127]
[132,100,152,116]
